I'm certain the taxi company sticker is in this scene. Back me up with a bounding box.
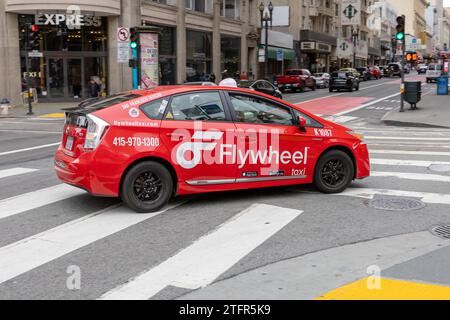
[159,100,169,114]
[129,108,140,118]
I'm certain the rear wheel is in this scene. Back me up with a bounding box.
[329,87,333,92]
[121,161,173,213]
[314,150,354,194]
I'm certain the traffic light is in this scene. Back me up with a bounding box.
[28,25,41,50]
[396,15,405,41]
[130,27,139,49]
[405,51,418,63]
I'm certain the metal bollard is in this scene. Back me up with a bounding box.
[0,98,11,116]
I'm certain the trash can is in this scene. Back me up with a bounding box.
[437,76,449,95]
[404,81,422,109]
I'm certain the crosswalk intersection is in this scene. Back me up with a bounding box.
[0,124,450,299]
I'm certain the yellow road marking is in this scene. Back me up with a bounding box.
[38,113,65,119]
[317,277,450,300]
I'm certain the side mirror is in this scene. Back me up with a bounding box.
[298,116,307,131]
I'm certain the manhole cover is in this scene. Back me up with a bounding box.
[365,198,426,211]
[429,164,450,174]
[431,225,450,240]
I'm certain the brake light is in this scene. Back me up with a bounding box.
[84,114,109,151]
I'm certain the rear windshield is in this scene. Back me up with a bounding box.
[429,64,442,70]
[80,94,141,111]
[332,72,349,78]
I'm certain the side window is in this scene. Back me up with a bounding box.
[229,94,294,125]
[293,109,323,128]
[165,91,227,121]
[141,98,168,120]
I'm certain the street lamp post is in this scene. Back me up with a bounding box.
[351,26,359,68]
[259,2,274,80]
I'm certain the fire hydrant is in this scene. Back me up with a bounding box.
[0,99,11,116]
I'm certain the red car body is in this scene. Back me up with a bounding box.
[368,66,381,79]
[55,86,370,211]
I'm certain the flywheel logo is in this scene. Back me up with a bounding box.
[172,122,309,170]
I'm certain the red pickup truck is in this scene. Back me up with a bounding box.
[276,69,316,93]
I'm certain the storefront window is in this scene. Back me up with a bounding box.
[221,36,241,78]
[186,30,212,82]
[18,15,108,100]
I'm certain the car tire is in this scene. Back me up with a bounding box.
[355,83,360,91]
[280,88,285,93]
[121,161,174,213]
[329,87,333,92]
[314,150,354,194]
[311,84,316,91]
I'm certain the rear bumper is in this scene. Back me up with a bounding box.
[54,147,118,197]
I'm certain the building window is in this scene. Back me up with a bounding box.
[186,0,213,14]
[221,35,241,78]
[147,24,177,85]
[186,30,212,81]
[151,0,176,5]
[220,0,240,19]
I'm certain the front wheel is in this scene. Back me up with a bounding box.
[121,161,174,213]
[314,150,354,194]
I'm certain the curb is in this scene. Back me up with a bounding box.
[381,119,450,129]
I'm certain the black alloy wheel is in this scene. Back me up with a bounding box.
[121,161,173,213]
[314,150,354,194]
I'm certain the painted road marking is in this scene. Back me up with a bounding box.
[324,115,358,124]
[100,204,303,300]
[372,171,450,183]
[334,92,400,116]
[336,188,450,205]
[0,143,60,156]
[38,113,65,119]
[317,277,450,300]
[295,97,373,116]
[0,130,61,134]
[366,136,450,141]
[0,202,185,285]
[371,158,450,167]
[0,168,39,179]
[0,184,85,220]
[370,149,450,156]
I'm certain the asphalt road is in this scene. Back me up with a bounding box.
[0,74,450,300]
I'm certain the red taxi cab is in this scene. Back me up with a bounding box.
[55,86,370,213]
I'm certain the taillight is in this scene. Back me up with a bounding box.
[84,114,109,151]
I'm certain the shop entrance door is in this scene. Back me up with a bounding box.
[46,57,85,100]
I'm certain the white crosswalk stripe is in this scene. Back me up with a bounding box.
[100,204,303,300]
[0,168,38,179]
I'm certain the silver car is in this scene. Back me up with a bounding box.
[313,73,330,88]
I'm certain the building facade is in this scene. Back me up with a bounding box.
[0,0,258,105]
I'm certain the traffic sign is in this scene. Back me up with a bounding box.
[117,27,130,63]
[276,49,284,61]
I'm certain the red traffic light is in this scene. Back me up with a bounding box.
[31,25,39,32]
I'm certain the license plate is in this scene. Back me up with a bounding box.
[286,84,291,87]
[65,136,74,151]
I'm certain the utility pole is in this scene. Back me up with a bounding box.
[259,2,274,81]
[351,26,359,68]
[396,15,406,112]
[24,23,35,115]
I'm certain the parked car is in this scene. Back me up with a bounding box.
[276,69,317,93]
[339,68,361,79]
[238,80,283,99]
[356,67,371,81]
[426,63,443,83]
[313,73,331,88]
[55,86,370,212]
[368,66,382,79]
[417,64,428,74]
[387,63,402,77]
[329,71,360,92]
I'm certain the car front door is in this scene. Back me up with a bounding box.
[160,90,237,185]
[225,92,322,185]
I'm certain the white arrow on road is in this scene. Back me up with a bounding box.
[100,204,303,300]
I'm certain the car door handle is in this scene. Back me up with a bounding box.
[166,133,184,141]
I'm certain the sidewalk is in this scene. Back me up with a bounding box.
[0,102,78,119]
[382,90,450,128]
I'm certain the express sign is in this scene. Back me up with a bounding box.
[35,14,102,29]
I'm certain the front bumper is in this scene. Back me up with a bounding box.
[354,143,370,179]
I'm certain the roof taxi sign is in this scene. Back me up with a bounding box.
[34,5,102,30]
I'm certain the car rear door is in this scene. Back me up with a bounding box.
[159,90,238,185]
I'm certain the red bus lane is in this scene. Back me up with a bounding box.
[295,96,373,116]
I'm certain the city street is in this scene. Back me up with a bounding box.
[1,73,450,300]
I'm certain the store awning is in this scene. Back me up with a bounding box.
[266,46,296,61]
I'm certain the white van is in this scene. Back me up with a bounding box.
[426,64,443,83]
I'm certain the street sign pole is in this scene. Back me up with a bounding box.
[25,23,34,115]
